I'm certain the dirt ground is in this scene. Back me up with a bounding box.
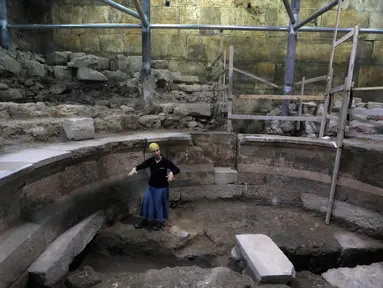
[65,200,383,288]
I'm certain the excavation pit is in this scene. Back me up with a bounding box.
[62,200,383,288]
[0,131,382,288]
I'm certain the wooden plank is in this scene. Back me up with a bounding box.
[319,68,334,138]
[238,94,325,101]
[330,84,345,94]
[345,26,359,92]
[297,77,305,130]
[325,1,343,225]
[352,86,383,91]
[334,29,355,48]
[294,75,327,86]
[228,114,322,122]
[232,67,279,89]
[227,45,234,132]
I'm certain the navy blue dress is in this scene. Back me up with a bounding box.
[136,155,180,222]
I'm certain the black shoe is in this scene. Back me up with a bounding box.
[134,219,148,229]
[152,221,163,231]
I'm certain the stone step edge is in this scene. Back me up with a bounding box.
[0,186,107,288]
[0,132,192,187]
[28,211,104,287]
[300,193,383,239]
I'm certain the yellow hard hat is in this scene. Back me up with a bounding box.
[148,142,160,152]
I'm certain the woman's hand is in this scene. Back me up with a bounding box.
[166,171,175,182]
[128,167,137,176]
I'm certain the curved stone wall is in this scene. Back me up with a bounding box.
[0,132,382,287]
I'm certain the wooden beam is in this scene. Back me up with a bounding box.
[227,45,234,132]
[232,67,280,89]
[237,94,325,101]
[330,84,345,94]
[228,114,322,122]
[352,86,383,91]
[294,75,327,86]
[297,77,306,130]
[334,29,354,48]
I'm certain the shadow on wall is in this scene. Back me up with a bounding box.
[6,0,54,54]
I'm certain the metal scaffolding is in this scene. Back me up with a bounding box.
[1,0,383,77]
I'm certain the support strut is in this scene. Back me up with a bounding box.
[281,0,300,116]
[0,0,9,49]
[282,0,296,25]
[97,0,140,20]
[141,0,151,77]
[294,0,340,31]
[133,0,148,28]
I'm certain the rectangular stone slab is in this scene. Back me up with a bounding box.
[235,234,295,284]
[214,167,238,184]
[28,211,104,287]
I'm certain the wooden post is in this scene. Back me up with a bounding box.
[223,51,227,107]
[227,45,234,132]
[325,25,360,225]
[319,68,333,138]
[297,76,305,131]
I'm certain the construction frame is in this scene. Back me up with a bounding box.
[1,0,383,225]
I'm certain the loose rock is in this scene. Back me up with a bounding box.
[63,117,95,140]
[77,67,108,82]
[322,262,383,288]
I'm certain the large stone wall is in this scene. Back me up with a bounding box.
[37,0,383,92]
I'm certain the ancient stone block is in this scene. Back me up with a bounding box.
[0,223,45,288]
[63,118,95,140]
[322,262,383,288]
[24,60,47,78]
[54,66,73,81]
[67,54,109,71]
[191,132,237,167]
[109,54,129,72]
[0,52,22,76]
[170,164,215,187]
[46,51,70,65]
[77,67,107,81]
[103,70,128,82]
[214,167,238,184]
[235,234,295,284]
[28,211,104,287]
[138,115,162,129]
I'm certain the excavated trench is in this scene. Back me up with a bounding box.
[57,199,383,288]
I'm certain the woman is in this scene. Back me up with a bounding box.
[128,142,180,231]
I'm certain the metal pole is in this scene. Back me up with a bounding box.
[282,0,296,25]
[6,23,383,35]
[141,0,151,77]
[133,0,148,28]
[294,0,339,31]
[8,23,141,29]
[281,0,300,116]
[0,0,10,49]
[97,0,140,20]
